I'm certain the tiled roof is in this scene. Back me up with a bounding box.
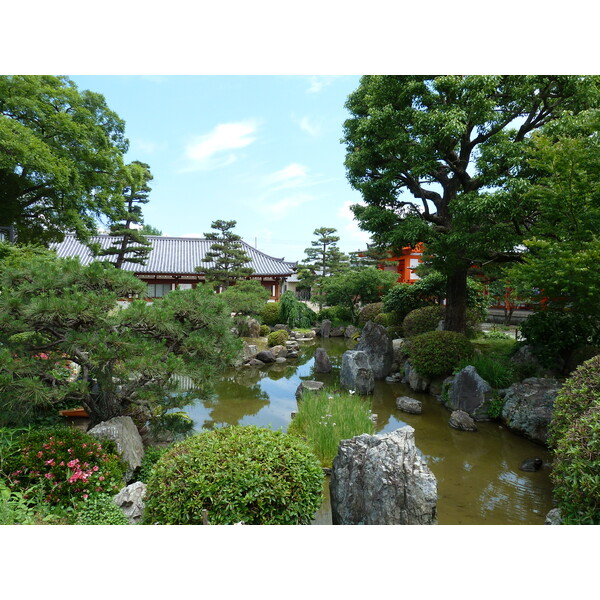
[51,235,297,277]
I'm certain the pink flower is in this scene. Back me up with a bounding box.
[37,451,43,458]
[44,473,54,480]
[45,459,55,466]
[67,459,79,468]
[83,494,88,500]
[99,476,105,481]
[82,443,87,448]
[93,465,99,472]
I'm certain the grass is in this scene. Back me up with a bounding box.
[288,388,375,468]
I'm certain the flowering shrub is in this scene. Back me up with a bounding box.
[408,330,474,378]
[7,426,126,506]
[34,352,79,382]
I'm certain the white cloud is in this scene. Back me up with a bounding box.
[263,163,308,188]
[270,193,315,218]
[181,120,258,171]
[130,138,166,155]
[306,76,336,94]
[299,116,320,137]
[337,200,371,249]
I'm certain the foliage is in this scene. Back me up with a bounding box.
[5,426,126,506]
[408,331,474,378]
[357,302,384,326]
[486,395,506,420]
[321,268,398,324]
[137,445,171,484]
[143,425,324,525]
[549,354,600,448]
[343,75,600,333]
[75,494,129,525]
[0,75,129,244]
[519,310,600,371]
[374,312,394,327]
[0,252,241,426]
[454,354,516,390]
[198,220,253,290]
[0,479,37,525]
[91,161,154,268]
[267,329,289,347]
[288,389,375,468]
[403,306,445,338]
[551,407,600,525]
[260,301,281,326]
[219,279,270,318]
[297,227,349,309]
[317,305,353,326]
[139,223,162,236]
[259,324,271,337]
[278,290,317,328]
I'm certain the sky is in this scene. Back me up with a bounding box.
[71,75,369,263]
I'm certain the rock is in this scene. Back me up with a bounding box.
[113,481,146,524]
[88,416,144,482]
[396,396,423,415]
[369,413,378,423]
[275,357,287,364]
[392,338,409,365]
[448,410,478,431]
[295,380,325,401]
[295,329,315,340]
[406,361,431,393]
[501,377,561,444]
[385,373,402,383]
[330,326,346,337]
[247,358,265,367]
[444,366,495,420]
[510,345,541,370]
[255,350,276,363]
[270,345,288,359]
[344,325,359,339]
[290,411,298,419]
[329,426,438,525]
[274,324,290,332]
[340,350,374,395]
[314,347,332,374]
[245,318,261,338]
[545,508,562,525]
[356,321,394,379]
[520,457,543,472]
[320,319,332,338]
[287,352,299,359]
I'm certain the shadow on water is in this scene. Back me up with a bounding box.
[181,337,554,525]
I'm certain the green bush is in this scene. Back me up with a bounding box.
[373,312,394,327]
[260,302,280,326]
[288,389,375,468]
[551,407,600,524]
[138,445,170,484]
[0,479,37,525]
[520,310,600,371]
[454,354,516,389]
[402,305,445,338]
[259,324,271,337]
[549,354,600,448]
[144,425,324,525]
[408,330,474,378]
[75,494,129,525]
[7,426,126,506]
[278,291,316,328]
[267,329,289,347]
[357,302,384,326]
[318,306,353,326]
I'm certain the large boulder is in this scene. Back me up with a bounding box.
[444,366,495,420]
[330,426,438,525]
[330,326,346,337]
[340,350,374,395]
[396,396,423,415]
[501,377,561,445]
[448,410,477,431]
[314,347,332,374]
[295,380,325,401]
[255,350,276,363]
[270,345,288,359]
[245,318,261,338]
[320,319,332,338]
[404,360,431,393]
[344,325,359,339]
[88,416,144,482]
[113,481,146,524]
[356,321,394,379]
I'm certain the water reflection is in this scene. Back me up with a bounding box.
[181,336,554,525]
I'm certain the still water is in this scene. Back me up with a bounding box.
[182,337,554,525]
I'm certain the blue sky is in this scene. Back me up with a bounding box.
[71,75,370,263]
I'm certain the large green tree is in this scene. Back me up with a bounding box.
[0,252,241,428]
[91,161,154,268]
[343,75,600,332]
[298,227,349,309]
[198,220,254,290]
[0,75,129,244]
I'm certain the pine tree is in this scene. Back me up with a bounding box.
[198,220,254,290]
[93,161,153,268]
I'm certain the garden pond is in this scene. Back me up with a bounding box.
[181,337,554,525]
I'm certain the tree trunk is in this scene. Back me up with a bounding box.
[444,266,468,334]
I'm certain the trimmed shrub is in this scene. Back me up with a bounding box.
[403,305,445,338]
[357,302,384,326]
[138,445,170,484]
[144,425,324,525]
[373,312,394,327]
[520,310,600,371]
[551,407,600,524]
[260,302,280,326]
[267,329,289,347]
[75,494,129,525]
[318,306,353,325]
[549,354,600,448]
[259,324,271,337]
[7,426,126,506]
[408,330,474,378]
